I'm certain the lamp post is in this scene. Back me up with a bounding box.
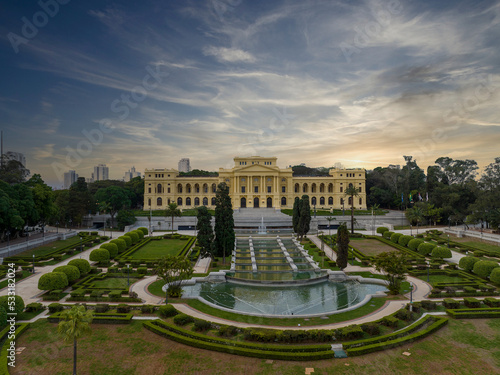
[426,260,430,283]
[447,234,450,248]
[313,204,316,219]
[165,284,168,305]
[127,264,130,287]
[80,236,83,252]
[409,281,414,311]
[32,254,35,274]
[342,201,345,217]
[410,224,412,236]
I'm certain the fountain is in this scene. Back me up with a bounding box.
[257,217,267,234]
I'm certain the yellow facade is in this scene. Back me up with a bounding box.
[144,156,366,211]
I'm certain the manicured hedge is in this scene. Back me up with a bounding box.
[459,256,480,272]
[417,243,436,256]
[377,227,389,234]
[137,227,149,236]
[38,272,68,291]
[119,235,132,247]
[89,248,110,262]
[0,295,25,316]
[68,259,91,275]
[446,308,500,319]
[431,246,452,259]
[489,266,500,284]
[408,238,424,251]
[124,231,140,244]
[110,238,127,253]
[53,265,80,284]
[473,260,499,279]
[383,231,394,239]
[390,233,403,244]
[484,298,500,307]
[48,311,133,324]
[398,235,413,247]
[159,305,178,318]
[100,243,119,258]
[463,297,481,308]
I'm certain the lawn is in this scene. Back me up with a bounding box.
[12,318,500,374]
[92,277,140,289]
[129,239,189,259]
[416,274,466,285]
[349,238,395,256]
[15,236,85,258]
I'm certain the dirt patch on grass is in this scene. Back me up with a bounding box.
[350,239,394,256]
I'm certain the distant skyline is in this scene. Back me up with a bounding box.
[1,0,499,187]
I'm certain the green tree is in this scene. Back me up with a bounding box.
[68,178,91,226]
[292,197,301,233]
[95,186,132,228]
[0,157,30,183]
[125,176,145,209]
[26,174,55,225]
[406,205,425,234]
[344,185,359,234]
[336,224,349,270]
[298,195,311,240]
[373,252,407,295]
[155,255,194,301]
[58,305,93,375]
[116,209,136,231]
[165,202,181,234]
[214,182,234,264]
[197,206,215,259]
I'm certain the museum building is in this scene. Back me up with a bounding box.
[144,156,366,211]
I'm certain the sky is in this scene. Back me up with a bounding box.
[1,0,500,188]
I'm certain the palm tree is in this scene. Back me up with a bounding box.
[370,203,380,235]
[326,216,336,237]
[58,305,93,375]
[165,202,181,234]
[344,185,359,234]
[406,205,424,235]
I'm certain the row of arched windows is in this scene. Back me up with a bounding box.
[294,183,335,193]
[151,197,216,207]
[176,183,217,194]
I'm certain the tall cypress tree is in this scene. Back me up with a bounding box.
[298,195,311,240]
[214,182,235,265]
[336,224,349,270]
[197,206,215,259]
[292,196,301,234]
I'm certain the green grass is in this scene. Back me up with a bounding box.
[148,279,166,297]
[92,277,140,289]
[0,270,32,289]
[15,236,85,257]
[416,274,467,285]
[281,209,387,216]
[183,297,387,327]
[461,241,500,254]
[128,239,189,259]
[18,309,46,321]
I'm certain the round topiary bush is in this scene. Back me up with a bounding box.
[110,238,127,253]
[383,231,394,239]
[68,259,91,275]
[158,304,178,318]
[100,243,118,258]
[408,238,424,251]
[0,295,25,316]
[38,272,68,291]
[398,235,414,247]
[89,248,110,262]
[390,233,403,244]
[417,243,436,256]
[431,246,452,259]
[119,235,132,247]
[132,230,144,240]
[173,313,194,326]
[377,227,389,235]
[473,260,500,279]
[138,227,149,236]
[490,267,500,284]
[53,265,81,283]
[458,256,481,272]
[124,231,139,244]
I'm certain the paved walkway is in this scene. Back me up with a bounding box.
[130,276,163,304]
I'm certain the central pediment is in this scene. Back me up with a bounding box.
[232,163,281,173]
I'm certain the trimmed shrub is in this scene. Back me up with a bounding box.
[408,238,424,251]
[193,319,212,332]
[68,259,91,275]
[463,297,481,308]
[38,272,68,291]
[108,291,122,299]
[48,303,64,313]
[132,230,144,240]
[110,239,127,253]
[159,304,178,318]
[117,304,130,313]
[390,233,403,244]
[124,231,139,244]
[339,325,364,340]
[70,289,86,298]
[53,265,81,283]
[383,231,394,240]
[376,227,389,234]
[484,298,500,307]
[218,325,238,337]
[360,323,380,336]
[138,227,149,236]
[381,316,399,328]
[421,300,437,310]
[489,267,500,284]
[443,299,460,309]
[95,304,110,313]
[89,248,110,262]
[459,256,480,272]
[25,302,44,312]
[141,305,155,314]
[431,246,452,259]
[473,260,500,279]
[100,243,119,258]
[398,235,414,247]
[0,295,25,315]
[119,235,132,247]
[396,308,414,321]
[417,243,436,256]
[137,267,148,275]
[173,313,194,326]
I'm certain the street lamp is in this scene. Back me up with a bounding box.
[80,236,83,252]
[426,260,430,283]
[409,282,414,311]
[410,224,412,236]
[127,264,130,287]
[32,254,35,274]
[165,284,168,305]
[447,235,450,248]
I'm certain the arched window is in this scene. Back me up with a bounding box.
[281,197,286,206]
[157,197,162,206]
[195,183,200,193]
[212,184,217,193]
[340,198,344,205]
[203,197,208,206]
[194,197,200,206]
[177,197,182,206]
[328,183,333,193]
[186,184,191,193]
[157,184,162,194]
[203,183,208,193]
[348,196,352,205]
[294,183,299,193]
[211,197,216,205]
[302,183,308,193]
[240,197,246,208]
[186,197,191,206]
[148,198,151,206]
[311,183,316,193]
[320,183,325,193]
[311,197,317,205]
[328,197,333,205]
[320,197,325,205]
[177,184,182,193]
[359,197,362,205]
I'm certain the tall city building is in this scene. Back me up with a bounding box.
[93,164,109,181]
[178,158,191,173]
[123,166,141,182]
[63,170,78,189]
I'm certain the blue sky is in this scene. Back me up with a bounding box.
[1,0,499,187]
